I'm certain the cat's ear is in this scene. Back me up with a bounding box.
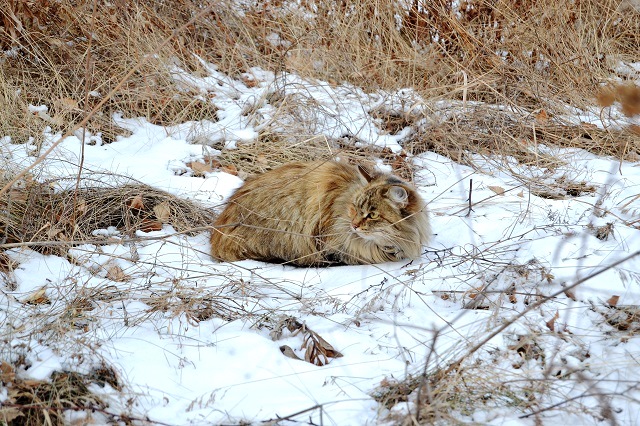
[388,186,408,206]
[358,165,374,183]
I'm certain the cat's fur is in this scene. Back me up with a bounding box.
[210,161,431,265]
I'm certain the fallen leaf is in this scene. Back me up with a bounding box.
[187,161,213,177]
[106,265,129,282]
[140,219,163,232]
[0,360,15,382]
[127,195,144,210]
[54,97,79,112]
[607,295,620,307]
[535,109,549,123]
[241,74,258,88]
[564,289,577,301]
[279,345,302,361]
[487,185,505,196]
[546,311,560,331]
[153,201,171,223]
[0,407,23,423]
[221,164,238,176]
[46,226,64,238]
[22,287,50,305]
[203,156,221,168]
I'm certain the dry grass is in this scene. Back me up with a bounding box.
[0,176,212,254]
[0,359,118,425]
[1,0,640,424]
[1,0,638,157]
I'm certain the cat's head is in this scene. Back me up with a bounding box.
[347,167,427,242]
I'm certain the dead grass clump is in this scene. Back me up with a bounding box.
[405,104,640,168]
[0,361,117,425]
[373,365,541,424]
[213,134,419,181]
[1,176,212,254]
[0,0,220,141]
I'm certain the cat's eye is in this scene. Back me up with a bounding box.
[368,211,379,219]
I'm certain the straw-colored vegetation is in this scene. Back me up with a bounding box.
[1,0,639,423]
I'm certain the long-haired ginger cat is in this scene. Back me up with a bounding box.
[210,161,431,266]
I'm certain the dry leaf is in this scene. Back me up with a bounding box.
[487,185,505,196]
[46,226,64,238]
[22,287,49,305]
[0,407,23,423]
[128,195,144,210]
[106,264,129,282]
[140,219,163,232]
[546,311,560,331]
[279,345,302,361]
[564,289,577,301]
[241,74,258,88]
[535,109,549,123]
[203,156,221,169]
[54,97,79,112]
[221,164,238,176]
[153,201,171,223]
[187,161,213,177]
[607,295,620,307]
[0,360,15,382]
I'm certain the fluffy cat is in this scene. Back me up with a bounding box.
[210,160,431,265]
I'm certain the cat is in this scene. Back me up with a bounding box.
[210,160,431,266]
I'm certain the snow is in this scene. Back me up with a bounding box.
[1,62,640,425]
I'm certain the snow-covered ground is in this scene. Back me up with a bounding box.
[1,65,640,425]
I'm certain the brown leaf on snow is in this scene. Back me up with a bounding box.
[564,289,577,301]
[302,329,344,366]
[607,295,620,307]
[487,185,505,196]
[546,311,560,331]
[106,264,130,282]
[272,316,343,366]
[187,161,213,177]
[22,287,50,305]
[279,345,302,361]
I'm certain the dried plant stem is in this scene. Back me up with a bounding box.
[0,4,217,199]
